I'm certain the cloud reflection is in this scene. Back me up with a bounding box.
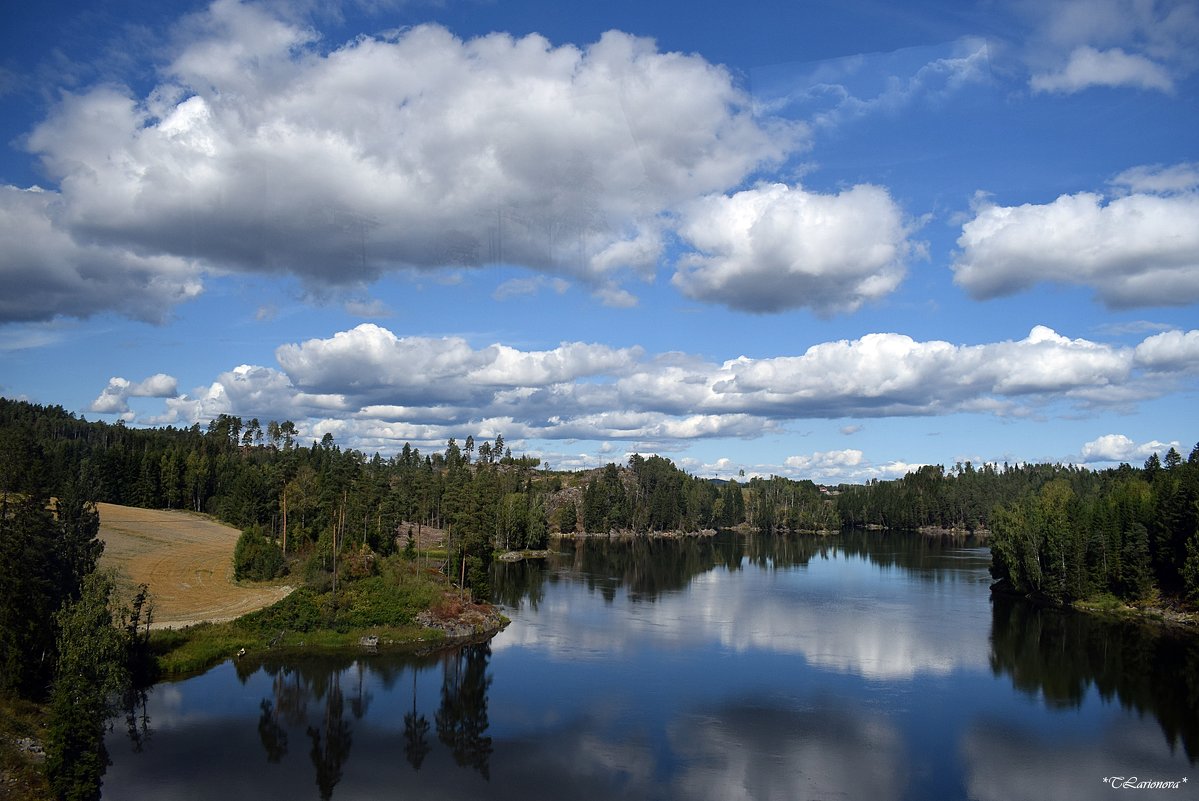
[496,551,992,680]
[960,718,1193,801]
[669,703,905,801]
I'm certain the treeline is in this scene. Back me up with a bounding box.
[988,448,1199,606]
[4,397,1195,609]
[833,461,1107,531]
[1,399,757,603]
[0,400,845,560]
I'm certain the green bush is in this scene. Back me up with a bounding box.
[239,589,322,634]
[233,527,285,581]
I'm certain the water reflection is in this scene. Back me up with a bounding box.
[493,530,991,608]
[403,669,431,770]
[494,531,994,679]
[989,596,1199,760]
[435,644,493,779]
[669,704,905,801]
[220,647,493,798]
[104,531,1196,800]
[960,716,1192,801]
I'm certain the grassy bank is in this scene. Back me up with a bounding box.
[151,554,503,677]
[1072,593,1198,630]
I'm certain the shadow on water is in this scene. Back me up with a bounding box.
[989,595,1199,761]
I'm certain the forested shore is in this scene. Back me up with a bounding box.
[3,396,1197,609]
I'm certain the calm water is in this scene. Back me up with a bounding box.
[103,531,1198,800]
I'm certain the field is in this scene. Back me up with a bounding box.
[97,503,293,628]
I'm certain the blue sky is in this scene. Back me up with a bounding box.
[1,0,1196,482]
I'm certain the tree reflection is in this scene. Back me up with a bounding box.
[249,645,494,796]
[307,671,352,801]
[990,596,1199,760]
[257,699,287,763]
[404,669,431,770]
[254,658,362,798]
[123,687,151,754]
[435,643,493,779]
[492,557,549,610]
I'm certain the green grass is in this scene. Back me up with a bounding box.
[0,695,52,801]
[152,555,462,676]
[1076,593,1126,613]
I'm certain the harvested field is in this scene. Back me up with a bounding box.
[97,503,293,629]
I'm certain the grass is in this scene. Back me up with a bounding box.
[0,696,51,801]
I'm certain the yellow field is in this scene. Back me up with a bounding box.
[97,503,293,629]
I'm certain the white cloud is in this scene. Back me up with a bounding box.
[1079,433,1178,463]
[1023,0,1199,94]
[672,183,913,314]
[952,175,1199,308]
[6,7,802,323]
[1133,329,1199,371]
[785,449,863,472]
[1110,161,1199,195]
[1030,45,1173,92]
[118,322,1199,460]
[712,325,1135,417]
[89,373,179,414]
[274,323,642,403]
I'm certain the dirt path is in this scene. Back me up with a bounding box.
[97,503,293,629]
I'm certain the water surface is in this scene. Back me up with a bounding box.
[104,531,1198,800]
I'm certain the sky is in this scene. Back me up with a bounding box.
[0,0,1196,483]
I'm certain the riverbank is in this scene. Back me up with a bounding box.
[558,527,719,540]
[991,583,1197,633]
[1072,595,1197,631]
[152,583,509,677]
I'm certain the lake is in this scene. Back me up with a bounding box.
[103,530,1198,800]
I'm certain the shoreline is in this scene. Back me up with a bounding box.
[152,594,510,678]
[990,584,1197,634]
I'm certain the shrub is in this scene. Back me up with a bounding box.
[233,527,285,581]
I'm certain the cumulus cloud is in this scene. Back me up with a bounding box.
[1133,329,1199,373]
[1080,433,1179,463]
[4,3,803,323]
[672,183,914,314]
[275,323,643,400]
[771,450,915,482]
[115,322,1199,459]
[952,172,1199,308]
[89,373,179,414]
[785,449,863,472]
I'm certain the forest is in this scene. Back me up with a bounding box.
[3,397,1198,606]
[3,397,1197,610]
